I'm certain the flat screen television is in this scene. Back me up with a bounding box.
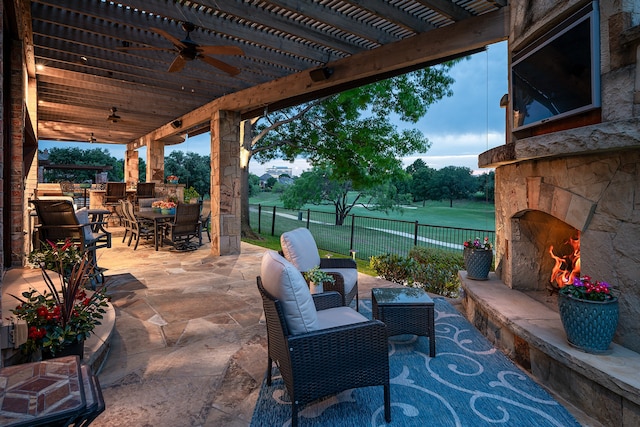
[511,1,600,131]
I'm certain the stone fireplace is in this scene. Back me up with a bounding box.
[480,0,640,354]
[459,1,640,425]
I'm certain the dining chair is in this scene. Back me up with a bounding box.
[135,182,156,202]
[123,200,155,250]
[160,202,201,251]
[104,182,127,226]
[30,199,112,286]
[199,199,211,245]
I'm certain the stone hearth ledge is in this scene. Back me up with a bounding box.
[459,272,640,408]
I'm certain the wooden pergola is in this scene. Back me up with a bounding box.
[5,0,509,258]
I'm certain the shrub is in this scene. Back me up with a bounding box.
[409,247,464,298]
[184,186,200,202]
[369,247,464,298]
[369,253,418,285]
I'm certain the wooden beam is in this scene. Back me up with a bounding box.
[145,6,509,143]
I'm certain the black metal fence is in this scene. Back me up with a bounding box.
[249,204,495,260]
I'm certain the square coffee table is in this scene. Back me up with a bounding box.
[372,287,436,357]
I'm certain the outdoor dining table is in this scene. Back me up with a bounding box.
[137,210,175,251]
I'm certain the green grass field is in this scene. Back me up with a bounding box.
[245,191,496,277]
[249,191,495,231]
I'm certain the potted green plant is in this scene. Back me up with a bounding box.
[302,266,335,294]
[462,237,493,280]
[184,186,200,203]
[28,238,83,276]
[167,175,179,184]
[12,240,109,359]
[557,275,618,354]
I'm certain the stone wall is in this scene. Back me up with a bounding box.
[495,149,640,352]
[489,1,640,352]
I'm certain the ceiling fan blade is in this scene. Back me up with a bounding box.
[116,46,167,51]
[197,45,244,56]
[150,27,186,49]
[199,55,240,76]
[168,55,187,73]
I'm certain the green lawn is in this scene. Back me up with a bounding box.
[245,191,496,276]
[249,191,495,231]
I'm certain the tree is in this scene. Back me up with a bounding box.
[427,166,477,207]
[248,173,261,198]
[43,147,122,183]
[281,166,411,225]
[240,62,461,235]
[405,159,435,205]
[476,171,495,202]
[163,151,210,198]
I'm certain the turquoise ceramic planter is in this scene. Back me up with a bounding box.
[558,293,619,354]
[463,248,493,280]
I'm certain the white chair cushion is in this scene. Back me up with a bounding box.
[315,307,368,330]
[280,228,321,272]
[260,250,319,335]
[320,268,358,294]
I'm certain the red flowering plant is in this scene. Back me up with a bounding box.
[559,276,615,302]
[160,200,177,209]
[12,240,108,357]
[463,237,492,251]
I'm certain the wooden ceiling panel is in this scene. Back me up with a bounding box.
[23,0,506,146]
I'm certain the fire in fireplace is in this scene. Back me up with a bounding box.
[549,231,581,290]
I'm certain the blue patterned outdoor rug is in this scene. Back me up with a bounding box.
[251,297,581,427]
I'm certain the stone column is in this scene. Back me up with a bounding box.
[210,110,241,256]
[124,149,139,187]
[147,138,165,183]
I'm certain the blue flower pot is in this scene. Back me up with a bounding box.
[558,293,619,354]
[463,248,493,280]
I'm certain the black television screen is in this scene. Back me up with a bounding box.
[511,2,600,131]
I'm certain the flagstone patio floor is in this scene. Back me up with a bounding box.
[3,226,602,426]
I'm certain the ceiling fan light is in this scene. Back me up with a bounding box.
[107,107,121,123]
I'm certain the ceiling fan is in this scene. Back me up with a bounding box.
[124,22,244,75]
[107,107,121,123]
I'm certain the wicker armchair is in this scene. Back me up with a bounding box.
[281,227,359,310]
[257,251,390,427]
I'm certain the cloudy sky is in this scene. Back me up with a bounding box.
[40,41,507,176]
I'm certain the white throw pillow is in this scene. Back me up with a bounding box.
[260,250,319,335]
[280,228,321,272]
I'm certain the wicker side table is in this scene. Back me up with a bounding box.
[372,287,436,357]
